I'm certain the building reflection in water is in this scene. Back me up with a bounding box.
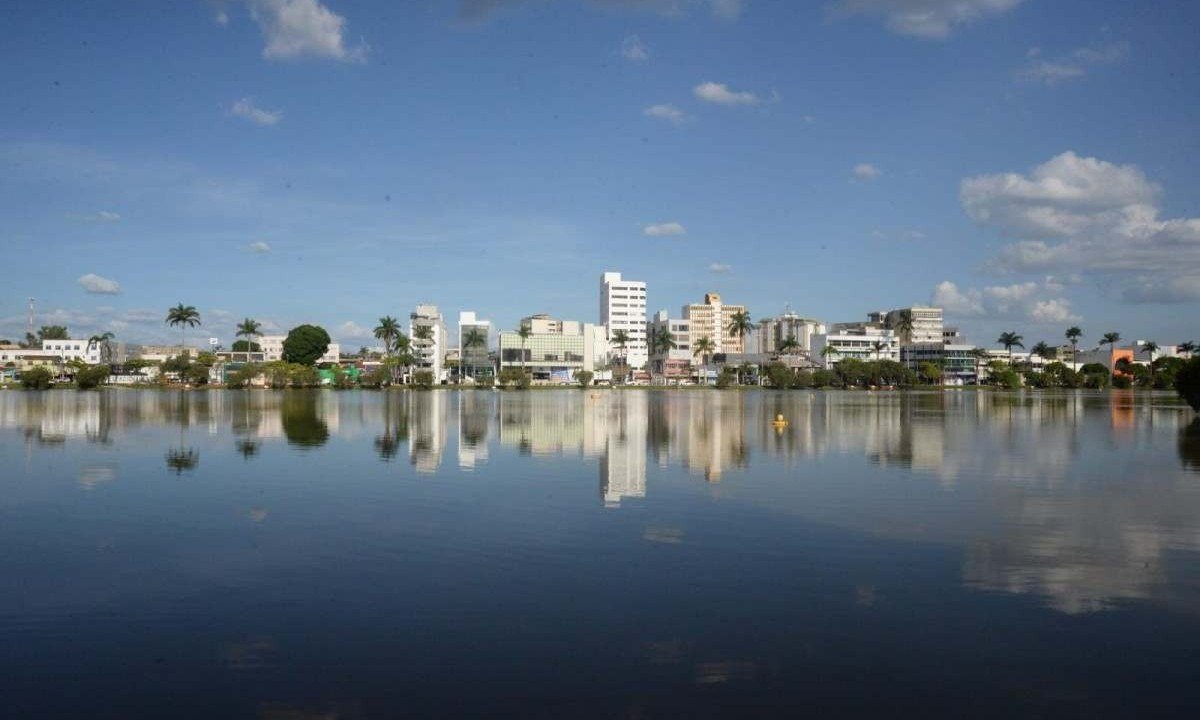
[2,388,1198,614]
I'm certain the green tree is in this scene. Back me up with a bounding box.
[38,325,69,341]
[777,336,801,355]
[87,332,115,364]
[1175,357,1200,413]
[165,303,201,356]
[765,361,794,389]
[871,340,887,360]
[516,324,532,372]
[1142,341,1160,383]
[692,336,716,368]
[21,366,53,389]
[918,361,943,385]
[574,369,594,388]
[374,316,401,356]
[997,331,1024,366]
[235,318,262,360]
[726,310,757,382]
[1065,326,1083,365]
[1102,332,1121,356]
[281,325,331,366]
[820,344,840,365]
[412,369,435,389]
[1031,341,1054,361]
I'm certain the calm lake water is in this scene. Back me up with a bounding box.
[2,388,1199,719]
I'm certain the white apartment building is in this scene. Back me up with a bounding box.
[600,271,648,369]
[869,306,944,345]
[38,339,102,364]
[258,335,341,364]
[812,327,900,368]
[755,311,826,355]
[682,293,749,354]
[457,311,492,378]
[410,304,448,382]
[647,310,693,379]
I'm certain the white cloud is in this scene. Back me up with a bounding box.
[249,0,367,62]
[90,210,121,222]
[708,0,743,19]
[230,97,283,126]
[962,151,1200,302]
[77,273,122,295]
[621,34,649,61]
[831,0,1025,40]
[708,262,732,273]
[853,163,882,180]
[1018,41,1129,85]
[932,279,1081,323]
[643,104,686,124]
[643,221,687,237]
[248,241,272,253]
[905,229,926,239]
[693,81,759,106]
[215,9,230,25]
[337,321,371,340]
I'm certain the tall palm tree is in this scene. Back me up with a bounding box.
[892,310,915,344]
[166,304,201,357]
[970,347,991,384]
[463,328,487,380]
[820,344,840,367]
[692,336,716,375]
[871,340,887,360]
[236,318,262,362]
[1031,341,1054,361]
[374,316,400,357]
[650,326,677,376]
[87,332,115,364]
[611,329,630,381]
[996,331,1024,366]
[1065,326,1083,366]
[516,325,531,372]
[1102,332,1121,354]
[1142,341,1159,383]
[726,310,755,382]
[1178,341,1197,357]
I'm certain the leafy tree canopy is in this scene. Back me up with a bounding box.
[281,325,331,366]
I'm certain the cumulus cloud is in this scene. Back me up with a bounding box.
[931,279,1080,323]
[961,151,1200,302]
[643,221,687,236]
[248,241,272,253]
[693,81,759,106]
[853,163,882,180]
[643,104,686,124]
[708,262,732,273]
[460,0,744,23]
[621,34,649,60]
[77,273,122,295]
[337,320,371,340]
[230,97,282,126]
[830,0,1025,40]
[1018,41,1129,85]
[249,0,367,62]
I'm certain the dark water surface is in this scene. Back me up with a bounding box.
[2,389,1199,719]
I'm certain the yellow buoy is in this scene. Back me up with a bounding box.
[771,413,788,427]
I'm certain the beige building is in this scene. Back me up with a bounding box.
[682,293,749,354]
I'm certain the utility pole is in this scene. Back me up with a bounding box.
[27,297,35,339]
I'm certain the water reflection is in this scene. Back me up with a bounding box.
[1,388,1197,619]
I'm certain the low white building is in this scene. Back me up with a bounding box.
[647,310,693,380]
[39,339,102,364]
[811,327,899,368]
[498,314,608,383]
[259,335,341,364]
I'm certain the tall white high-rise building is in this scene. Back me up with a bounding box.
[600,271,648,369]
[410,304,447,382]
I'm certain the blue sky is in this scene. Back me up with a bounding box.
[2,0,1198,350]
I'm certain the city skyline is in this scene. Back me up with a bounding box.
[2,0,1199,348]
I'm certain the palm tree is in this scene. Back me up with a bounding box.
[777,336,801,356]
[463,328,487,380]
[871,340,887,360]
[235,318,262,362]
[1142,341,1159,383]
[892,310,915,344]
[970,347,991,384]
[166,304,201,357]
[1031,341,1054,361]
[726,310,755,382]
[820,344,840,367]
[374,316,401,357]
[692,336,716,381]
[996,331,1024,366]
[87,332,115,364]
[611,329,630,382]
[1102,332,1121,354]
[516,324,532,373]
[1065,326,1083,366]
[1178,341,1197,357]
